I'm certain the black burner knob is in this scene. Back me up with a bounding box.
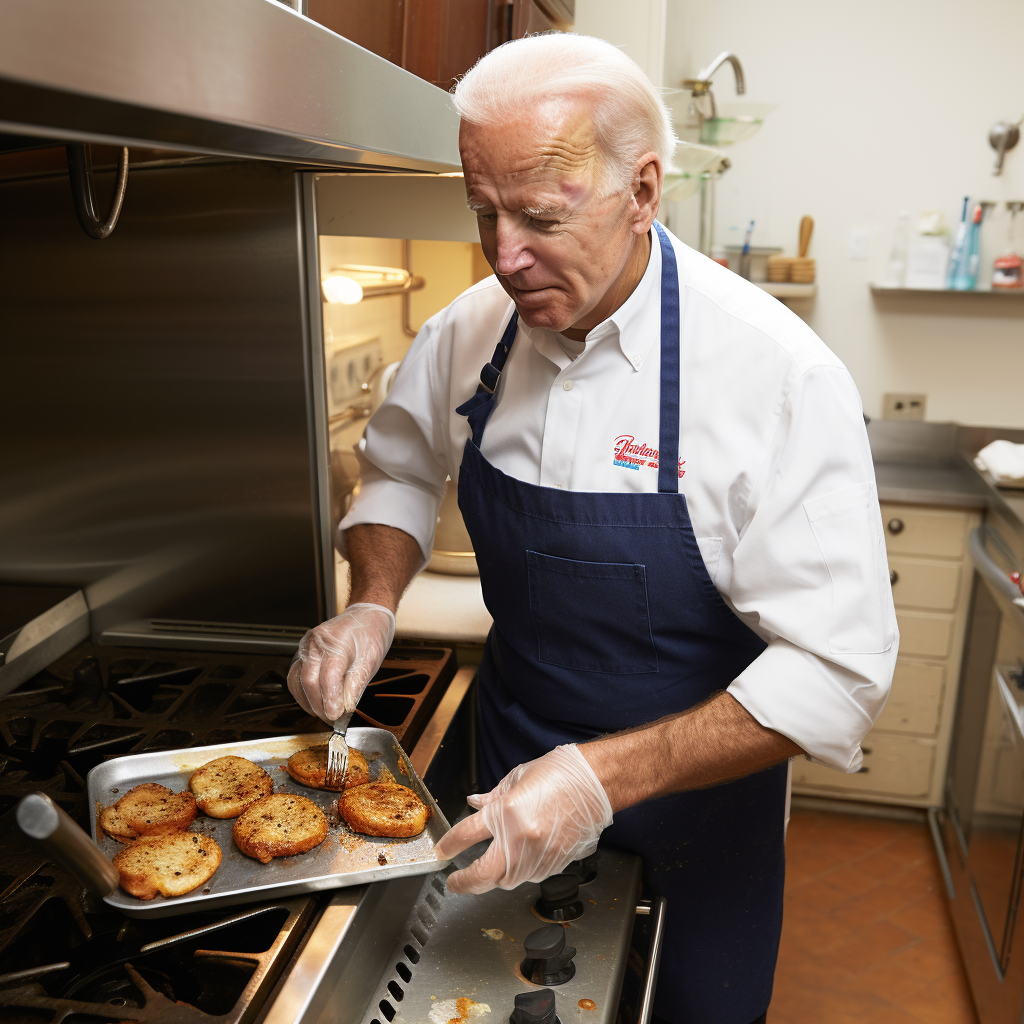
[535,873,584,922]
[564,853,599,884]
[510,988,559,1024]
[521,924,576,986]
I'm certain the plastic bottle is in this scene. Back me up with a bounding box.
[993,201,1024,290]
[952,204,983,290]
[946,196,970,288]
[883,211,911,287]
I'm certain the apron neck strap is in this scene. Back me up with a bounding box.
[455,309,520,446]
[654,221,681,494]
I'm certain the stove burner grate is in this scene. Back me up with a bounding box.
[0,640,456,1023]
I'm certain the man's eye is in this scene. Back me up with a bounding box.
[477,211,497,222]
[529,217,559,230]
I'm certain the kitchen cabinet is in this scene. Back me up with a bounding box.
[793,500,981,807]
[307,0,573,92]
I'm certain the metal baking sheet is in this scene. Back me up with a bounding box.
[87,727,451,918]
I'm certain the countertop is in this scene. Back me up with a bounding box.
[337,422,1024,645]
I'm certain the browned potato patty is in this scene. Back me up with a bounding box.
[189,755,273,818]
[113,832,222,899]
[338,781,431,838]
[285,745,370,791]
[233,793,328,864]
[100,783,197,841]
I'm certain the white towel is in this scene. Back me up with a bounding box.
[974,439,1024,488]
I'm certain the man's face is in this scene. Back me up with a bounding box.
[460,101,638,333]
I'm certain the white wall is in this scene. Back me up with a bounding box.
[658,0,1024,425]
[574,0,667,86]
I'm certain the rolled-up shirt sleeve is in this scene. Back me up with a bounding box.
[726,364,898,772]
[339,314,451,569]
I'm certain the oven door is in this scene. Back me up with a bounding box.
[942,524,1024,1023]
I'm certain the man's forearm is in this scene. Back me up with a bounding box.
[345,524,422,613]
[580,691,802,813]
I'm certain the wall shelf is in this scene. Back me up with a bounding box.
[757,281,817,299]
[871,284,1024,299]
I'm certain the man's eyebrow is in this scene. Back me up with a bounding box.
[522,203,566,219]
[466,198,491,213]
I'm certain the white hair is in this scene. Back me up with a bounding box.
[453,33,677,194]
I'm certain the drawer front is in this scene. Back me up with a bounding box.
[888,556,961,611]
[792,733,936,799]
[874,660,945,735]
[880,504,969,559]
[895,610,954,657]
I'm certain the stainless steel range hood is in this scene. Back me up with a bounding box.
[0,0,461,172]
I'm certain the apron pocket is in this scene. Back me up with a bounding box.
[526,550,658,674]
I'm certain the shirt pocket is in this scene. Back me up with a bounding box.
[526,550,658,674]
[695,537,723,584]
[804,481,896,655]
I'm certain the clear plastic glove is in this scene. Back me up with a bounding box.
[434,744,613,895]
[287,603,396,723]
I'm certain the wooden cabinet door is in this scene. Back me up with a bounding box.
[404,0,496,90]
[305,0,406,65]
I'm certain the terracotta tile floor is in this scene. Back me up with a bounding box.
[770,808,979,1023]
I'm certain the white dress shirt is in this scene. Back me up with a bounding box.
[341,226,897,772]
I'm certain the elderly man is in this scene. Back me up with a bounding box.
[289,33,896,1024]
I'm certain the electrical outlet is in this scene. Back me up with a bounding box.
[882,392,927,421]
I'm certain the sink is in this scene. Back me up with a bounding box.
[664,92,777,147]
[662,142,722,202]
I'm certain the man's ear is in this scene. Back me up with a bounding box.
[631,152,663,234]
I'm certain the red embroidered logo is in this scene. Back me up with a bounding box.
[612,435,686,478]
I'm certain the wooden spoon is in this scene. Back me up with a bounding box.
[798,215,814,258]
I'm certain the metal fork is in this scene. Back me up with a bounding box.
[324,711,354,790]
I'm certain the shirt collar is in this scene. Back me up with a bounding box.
[518,229,662,373]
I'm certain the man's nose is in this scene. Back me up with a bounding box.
[494,222,535,277]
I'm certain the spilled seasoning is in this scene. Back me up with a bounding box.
[428,997,490,1024]
[578,1001,597,1011]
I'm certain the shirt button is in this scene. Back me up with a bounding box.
[562,380,574,391]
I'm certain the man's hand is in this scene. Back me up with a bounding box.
[287,604,395,722]
[434,745,613,894]
[287,523,421,723]
[436,694,801,894]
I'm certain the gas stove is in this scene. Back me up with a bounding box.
[0,640,457,1024]
[258,850,665,1024]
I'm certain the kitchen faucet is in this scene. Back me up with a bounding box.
[683,51,746,122]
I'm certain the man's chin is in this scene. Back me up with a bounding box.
[514,302,576,333]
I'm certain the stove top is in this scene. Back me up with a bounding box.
[0,640,456,1023]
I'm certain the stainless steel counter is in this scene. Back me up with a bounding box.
[873,460,990,509]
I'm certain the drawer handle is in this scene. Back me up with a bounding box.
[889,569,898,585]
[887,518,905,535]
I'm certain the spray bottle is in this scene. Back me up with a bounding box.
[993,201,1024,290]
[952,204,983,290]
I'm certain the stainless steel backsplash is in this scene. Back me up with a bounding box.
[0,159,325,637]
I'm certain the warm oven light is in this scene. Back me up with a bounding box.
[322,274,365,304]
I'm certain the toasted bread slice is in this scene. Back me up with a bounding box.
[100,783,198,841]
[285,745,370,791]
[338,782,430,838]
[233,793,328,864]
[113,832,222,899]
[189,755,273,818]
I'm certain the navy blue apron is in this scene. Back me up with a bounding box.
[455,223,787,1024]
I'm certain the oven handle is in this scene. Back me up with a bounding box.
[634,896,667,1024]
[16,792,119,897]
[969,525,1024,615]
